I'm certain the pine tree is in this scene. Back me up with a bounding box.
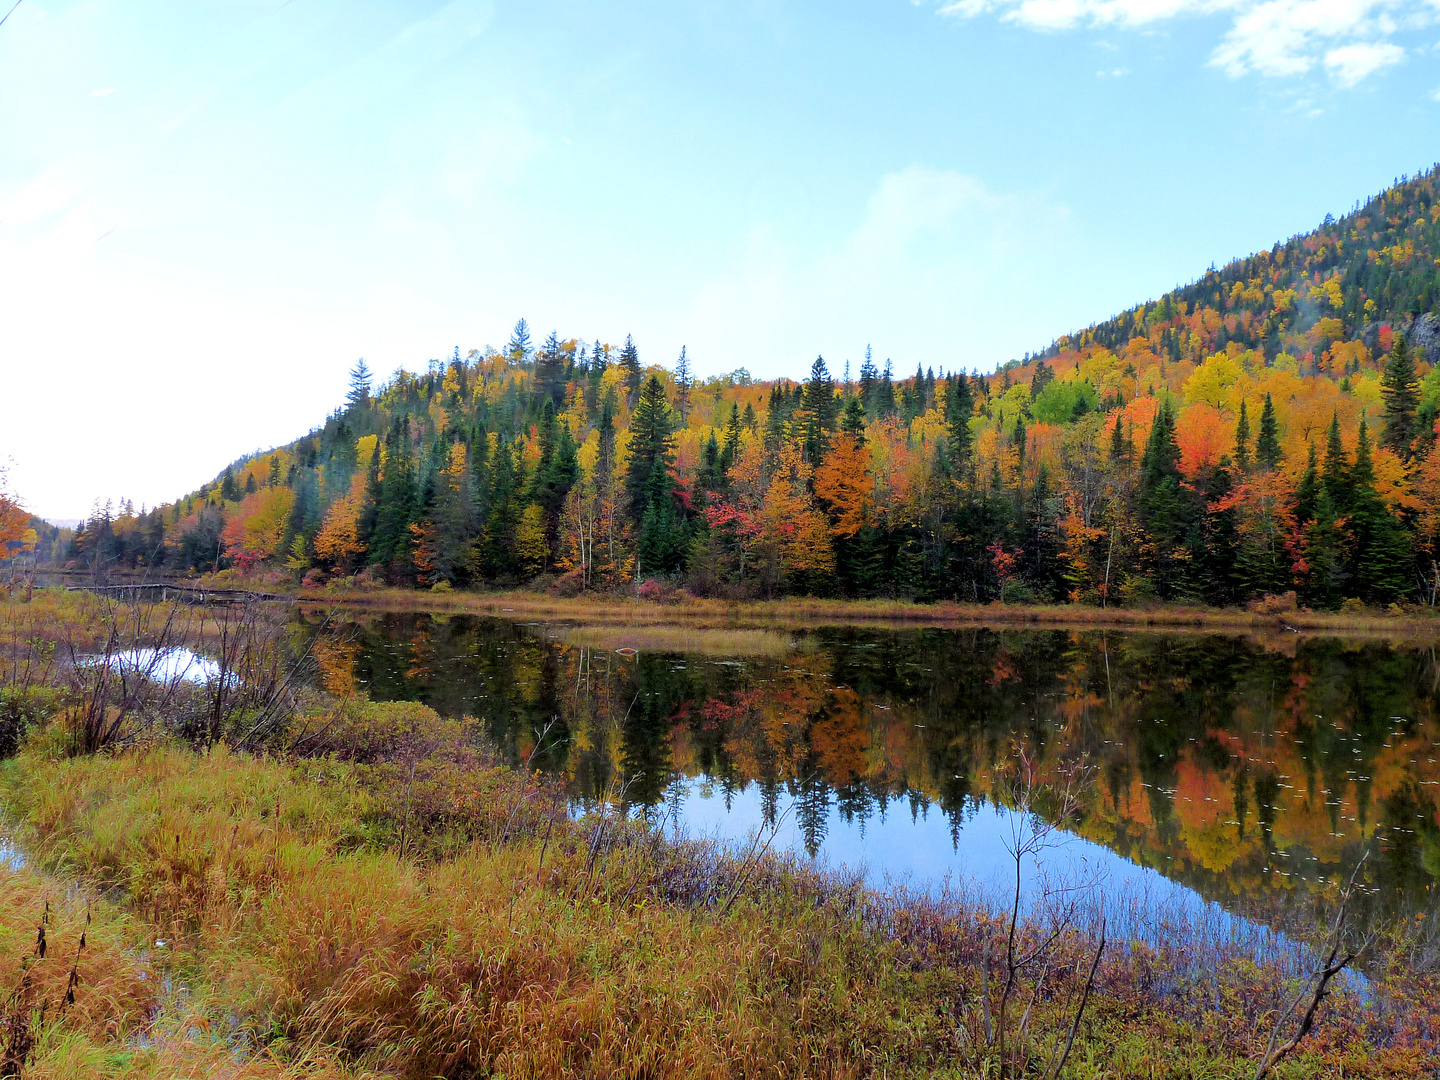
[674,347,692,425]
[1295,442,1319,527]
[1322,413,1351,511]
[507,319,532,363]
[619,335,642,403]
[1234,399,1252,473]
[625,375,675,517]
[720,402,743,470]
[858,346,878,411]
[1380,332,1420,460]
[945,372,973,468]
[840,396,867,443]
[346,358,374,410]
[875,360,896,418]
[801,356,839,462]
[1255,393,1281,471]
[1348,417,1410,601]
[535,330,567,404]
[220,467,238,503]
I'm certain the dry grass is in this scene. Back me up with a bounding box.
[548,623,802,657]
[4,737,1432,1079]
[295,586,1440,643]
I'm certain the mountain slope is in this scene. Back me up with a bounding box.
[61,168,1440,609]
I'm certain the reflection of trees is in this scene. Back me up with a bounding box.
[309,612,1440,932]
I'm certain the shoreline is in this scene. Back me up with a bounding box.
[293,586,1440,641]
[26,571,1440,640]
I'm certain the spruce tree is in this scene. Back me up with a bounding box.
[1295,442,1319,527]
[625,376,675,517]
[801,356,839,462]
[619,335,642,403]
[535,330,567,404]
[840,396,867,443]
[720,402,743,471]
[875,360,896,418]
[1255,393,1282,471]
[1322,413,1351,511]
[1234,399,1252,473]
[507,319,532,363]
[945,372,973,467]
[346,358,373,410]
[674,347,692,425]
[1380,332,1420,460]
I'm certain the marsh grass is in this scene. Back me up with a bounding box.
[548,623,802,657]
[296,586,1440,644]
[0,591,1436,1077]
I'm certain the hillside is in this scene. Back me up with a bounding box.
[61,167,1440,609]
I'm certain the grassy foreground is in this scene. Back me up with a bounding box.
[0,589,1437,1077]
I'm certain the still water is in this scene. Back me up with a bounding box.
[301,611,1440,946]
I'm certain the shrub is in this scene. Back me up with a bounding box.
[1248,591,1298,615]
[0,685,63,759]
[1340,597,1366,615]
[549,569,585,597]
[638,578,681,604]
[430,579,453,593]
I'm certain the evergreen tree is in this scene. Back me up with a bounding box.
[507,319,532,363]
[346,358,373,410]
[1380,332,1420,460]
[535,330,567,404]
[840,396,867,443]
[220,467,238,502]
[858,346,878,410]
[1234,399,1252,473]
[1322,413,1351,511]
[1255,393,1282,471]
[801,355,839,462]
[875,360,896,418]
[674,346,693,424]
[945,372,973,468]
[1295,442,1319,527]
[369,418,418,573]
[1348,418,1410,601]
[625,375,675,517]
[720,402,743,471]
[619,335,642,403]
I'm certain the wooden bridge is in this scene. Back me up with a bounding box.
[66,583,288,606]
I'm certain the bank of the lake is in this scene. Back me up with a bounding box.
[1,588,1438,1077]
[282,584,1440,642]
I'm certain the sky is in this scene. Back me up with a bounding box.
[1,0,1438,521]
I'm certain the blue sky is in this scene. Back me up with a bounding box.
[2,0,1438,519]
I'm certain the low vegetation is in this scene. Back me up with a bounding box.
[0,589,1436,1077]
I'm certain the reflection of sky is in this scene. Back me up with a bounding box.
[90,648,222,684]
[658,777,1319,976]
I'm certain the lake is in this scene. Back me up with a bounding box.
[299,609,1440,954]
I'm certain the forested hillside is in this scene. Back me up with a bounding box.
[65,167,1440,608]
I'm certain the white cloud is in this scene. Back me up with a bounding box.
[938,0,1424,86]
[89,87,116,97]
[1324,39,1405,82]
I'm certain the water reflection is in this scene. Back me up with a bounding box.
[302,611,1440,936]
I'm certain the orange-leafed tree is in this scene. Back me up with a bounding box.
[220,487,296,571]
[1175,404,1231,480]
[314,491,366,572]
[762,443,835,586]
[813,433,872,538]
